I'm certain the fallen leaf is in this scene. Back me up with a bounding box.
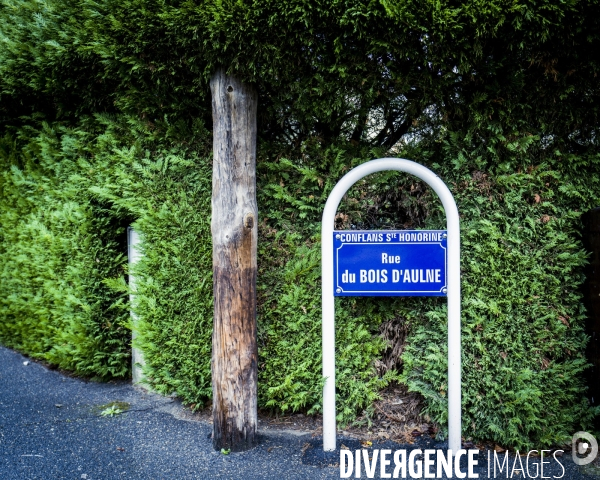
[534,194,541,203]
[116,447,125,452]
[55,404,63,408]
[494,445,506,453]
[361,440,373,447]
[558,316,570,327]
[541,358,550,370]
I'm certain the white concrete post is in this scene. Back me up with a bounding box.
[128,227,146,385]
[321,158,461,452]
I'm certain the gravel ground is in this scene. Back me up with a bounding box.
[1,345,598,480]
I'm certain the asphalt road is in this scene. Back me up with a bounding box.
[0,345,597,480]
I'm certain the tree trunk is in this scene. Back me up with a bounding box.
[210,69,258,452]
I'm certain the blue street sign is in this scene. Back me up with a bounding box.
[333,230,447,296]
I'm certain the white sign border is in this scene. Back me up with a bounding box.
[334,235,448,295]
[321,158,461,453]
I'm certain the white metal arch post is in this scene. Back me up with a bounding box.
[321,158,461,453]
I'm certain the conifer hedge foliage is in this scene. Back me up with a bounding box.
[1,0,600,448]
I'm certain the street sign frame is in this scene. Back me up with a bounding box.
[321,158,461,453]
[333,229,448,296]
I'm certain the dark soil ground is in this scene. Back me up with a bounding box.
[2,345,600,479]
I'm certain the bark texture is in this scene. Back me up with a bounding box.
[210,69,258,452]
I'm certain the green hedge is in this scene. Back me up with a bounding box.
[0,122,130,378]
[399,137,600,448]
[2,112,599,449]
